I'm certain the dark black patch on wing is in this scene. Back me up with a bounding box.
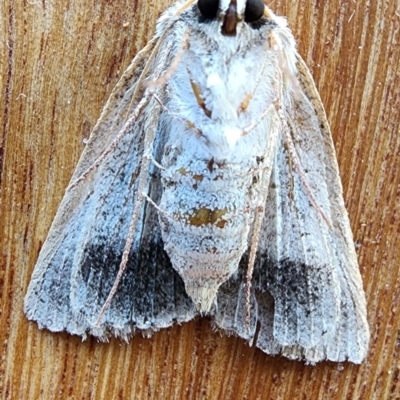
[251,251,337,347]
[253,253,331,307]
[79,230,194,328]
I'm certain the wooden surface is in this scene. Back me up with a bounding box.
[1,0,399,399]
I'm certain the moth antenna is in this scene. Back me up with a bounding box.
[122,19,180,125]
[87,3,196,325]
[244,125,281,331]
[176,0,196,13]
[280,113,333,228]
[269,31,302,99]
[245,71,285,330]
[122,0,195,125]
[270,30,332,228]
[244,35,331,328]
[68,93,151,189]
[264,2,276,14]
[122,37,168,124]
[146,29,190,88]
[95,92,161,326]
[95,195,144,326]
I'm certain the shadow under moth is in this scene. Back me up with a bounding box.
[24,0,369,363]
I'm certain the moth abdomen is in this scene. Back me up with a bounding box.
[159,161,256,312]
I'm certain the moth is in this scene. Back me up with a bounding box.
[24,0,370,363]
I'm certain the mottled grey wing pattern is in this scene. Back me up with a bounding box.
[24,27,197,339]
[215,56,369,363]
[26,2,368,363]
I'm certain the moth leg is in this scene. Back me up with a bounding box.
[152,93,202,136]
[189,78,213,118]
[96,90,162,324]
[242,103,275,135]
[141,192,174,220]
[148,156,165,171]
[143,147,165,170]
[69,92,152,189]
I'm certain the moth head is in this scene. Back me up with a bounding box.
[197,0,265,36]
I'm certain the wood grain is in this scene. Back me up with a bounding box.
[1,0,399,399]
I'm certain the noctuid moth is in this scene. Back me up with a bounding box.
[24,0,369,363]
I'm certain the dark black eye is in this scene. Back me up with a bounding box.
[245,0,264,22]
[198,0,219,19]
